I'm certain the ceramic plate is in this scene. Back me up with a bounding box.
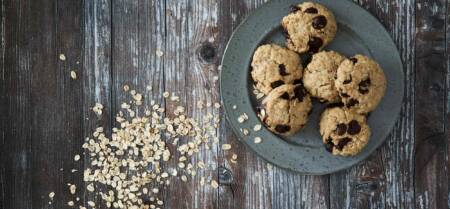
[220,0,404,174]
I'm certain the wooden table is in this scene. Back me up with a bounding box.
[1,0,449,208]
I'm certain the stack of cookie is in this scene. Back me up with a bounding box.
[251,2,387,156]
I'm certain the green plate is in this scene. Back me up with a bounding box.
[220,0,404,174]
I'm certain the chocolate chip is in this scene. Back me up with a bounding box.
[278,64,289,76]
[293,79,302,85]
[340,92,350,98]
[335,123,347,135]
[304,7,318,14]
[347,120,361,135]
[270,80,285,89]
[280,92,290,100]
[294,84,307,102]
[312,15,327,29]
[326,102,344,108]
[349,57,358,64]
[346,98,359,108]
[282,27,290,39]
[358,89,369,94]
[289,5,301,13]
[307,37,323,53]
[343,76,352,84]
[358,78,371,94]
[335,137,351,150]
[325,137,334,152]
[275,125,291,133]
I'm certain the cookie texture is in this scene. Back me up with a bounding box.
[303,51,345,103]
[259,84,312,136]
[281,2,337,53]
[319,107,370,156]
[251,44,303,95]
[335,54,387,114]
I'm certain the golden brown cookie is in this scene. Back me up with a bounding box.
[319,107,370,156]
[259,84,312,136]
[251,44,303,95]
[281,2,337,53]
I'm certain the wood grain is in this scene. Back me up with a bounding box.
[163,1,220,208]
[83,0,112,207]
[414,0,448,208]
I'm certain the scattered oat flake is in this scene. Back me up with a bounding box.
[253,124,262,131]
[123,85,130,91]
[146,85,152,91]
[222,144,231,150]
[210,180,219,188]
[231,154,238,163]
[181,175,188,182]
[200,177,205,186]
[92,103,103,116]
[79,206,86,209]
[163,92,170,98]
[254,137,262,144]
[267,163,273,171]
[242,128,249,136]
[59,54,66,61]
[213,76,219,82]
[69,184,76,194]
[70,71,77,80]
[74,154,80,161]
[214,102,221,109]
[67,201,74,206]
[156,49,164,57]
[237,113,248,123]
[48,192,55,199]
[87,201,95,207]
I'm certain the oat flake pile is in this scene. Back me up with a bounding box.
[51,85,228,209]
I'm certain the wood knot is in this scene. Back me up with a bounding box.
[198,42,216,63]
[218,166,233,185]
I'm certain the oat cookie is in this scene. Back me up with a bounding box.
[259,83,312,136]
[335,54,387,114]
[251,44,303,95]
[303,51,345,103]
[281,2,337,53]
[319,107,371,156]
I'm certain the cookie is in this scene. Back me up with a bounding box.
[319,107,371,156]
[303,51,346,103]
[281,2,337,53]
[335,54,387,114]
[259,83,312,136]
[251,44,303,95]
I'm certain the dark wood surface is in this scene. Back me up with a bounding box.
[1,0,449,208]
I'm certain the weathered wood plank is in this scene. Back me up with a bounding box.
[163,0,220,208]
[110,0,166,207]
[330,0,416,208]
[82,0,112,207]
[414,0,448,208]
[217,1,329,209]
[1,0,33,208]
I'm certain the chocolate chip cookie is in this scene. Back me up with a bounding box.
[319,107,371,156]
[281,2,337,53]
[251,44,304,95]
[335,54,387,114]
[303,51,346,103]
[259,83,312,136]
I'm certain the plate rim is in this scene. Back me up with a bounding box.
[220,0,405,175]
